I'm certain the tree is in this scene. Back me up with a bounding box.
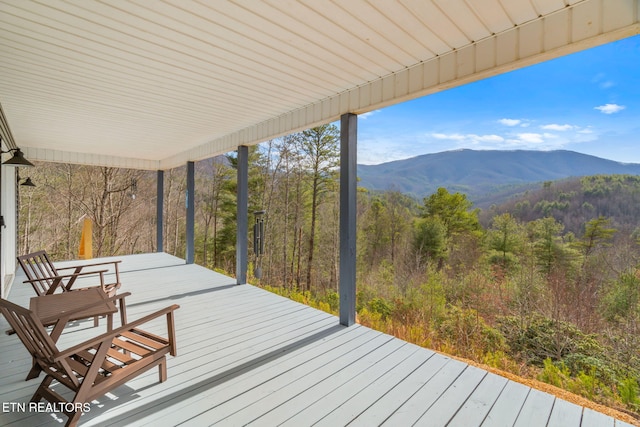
[74,167,141,257]
[196,157,234,268]
[383,190,415,264]
[413,217,447,265]
[422,187,480,239]
[17,163,156,260]
[572,216,617,330]
[528,217,567,275]
[575,216,616,258]
[487,213,525,269]
[417,187,481,269]
[266,135,304,288]
[296,124,339,291]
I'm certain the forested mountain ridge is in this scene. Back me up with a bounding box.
[481,175,640,236]
[358,149,640,201]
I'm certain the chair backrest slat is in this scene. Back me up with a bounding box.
[0,299,62,369]
[17,250,59,295]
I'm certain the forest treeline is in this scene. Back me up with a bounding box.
[17,126,640,419]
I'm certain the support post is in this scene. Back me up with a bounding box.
[236,146,249,284]
[186,161,195,264]
[156,170,164,253]
[340,113,357,326]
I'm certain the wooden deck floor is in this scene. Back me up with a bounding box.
[0,253,634,426]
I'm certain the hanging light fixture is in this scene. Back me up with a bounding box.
[2,148,34,167]
[0,136,34,167]
[19,176,36,187]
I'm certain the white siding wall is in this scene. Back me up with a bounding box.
[1,164,17,298]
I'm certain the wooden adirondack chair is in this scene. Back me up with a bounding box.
[17,250,122,297]
[18,250,124,328]
[0,298,179,427]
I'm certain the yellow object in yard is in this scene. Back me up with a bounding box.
[78,217,93,259]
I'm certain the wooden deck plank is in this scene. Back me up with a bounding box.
[245,338,409,425]
[110,323,366,427]
[182,330,395,425]
[312,346,436,426]
[581,408,615,427]
[378,361,470,426]
[412,366,488,426]
[0,253,631,427]
[547,397,584,427]
[347,356,461,426]
[482,380,532,427]
[88,313,343,425]
[447,372,510,427]
[278,343,423,426]
[513,388,556,426]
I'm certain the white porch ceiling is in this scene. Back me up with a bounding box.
[0,0,638,170]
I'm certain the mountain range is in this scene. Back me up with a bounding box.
[357,149,640,206]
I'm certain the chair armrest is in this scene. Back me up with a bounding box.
[24,269,109,294]
[57,260,122,271]
[52,304,180,362]
[58,261,122,291]
[23,269,109,284]
[38,292,132,326]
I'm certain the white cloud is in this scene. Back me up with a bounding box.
[591,73,616,90]
[517,133,545,144]
[498,118,521,126]
[432,133,466,141]
[475,134,505,143]
[541,124,574,131]
[431,133,504,144]
[430,131,574,151]
[359,134,434,164]
[595,103,626,114]
[360,110,381,119]
[505,133,558,146]
[361,120,600,164]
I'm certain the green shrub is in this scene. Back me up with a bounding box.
[482,350,520,374]
[497,315,604,366]
[367,297,393,320]
[324,291,339,312]
[563,353,616,384]
[538,357,570,388]
[438,306,508,358]
[620,377,640,409]
[567,369,606,401]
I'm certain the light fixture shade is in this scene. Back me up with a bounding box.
[3,148,34,167]
[20,177,36,187]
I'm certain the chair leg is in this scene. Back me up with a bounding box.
[65,409,82,427]
[31,375,54,402]
[118,298,128,326]
[26,358,42,380]
[159,358,167,383]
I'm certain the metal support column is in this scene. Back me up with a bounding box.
[156,170,164,253]
[340,113,357,326]
[186,161,195,264]
[236,146,249,284]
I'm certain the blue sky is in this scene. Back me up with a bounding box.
[357,34,640,165]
